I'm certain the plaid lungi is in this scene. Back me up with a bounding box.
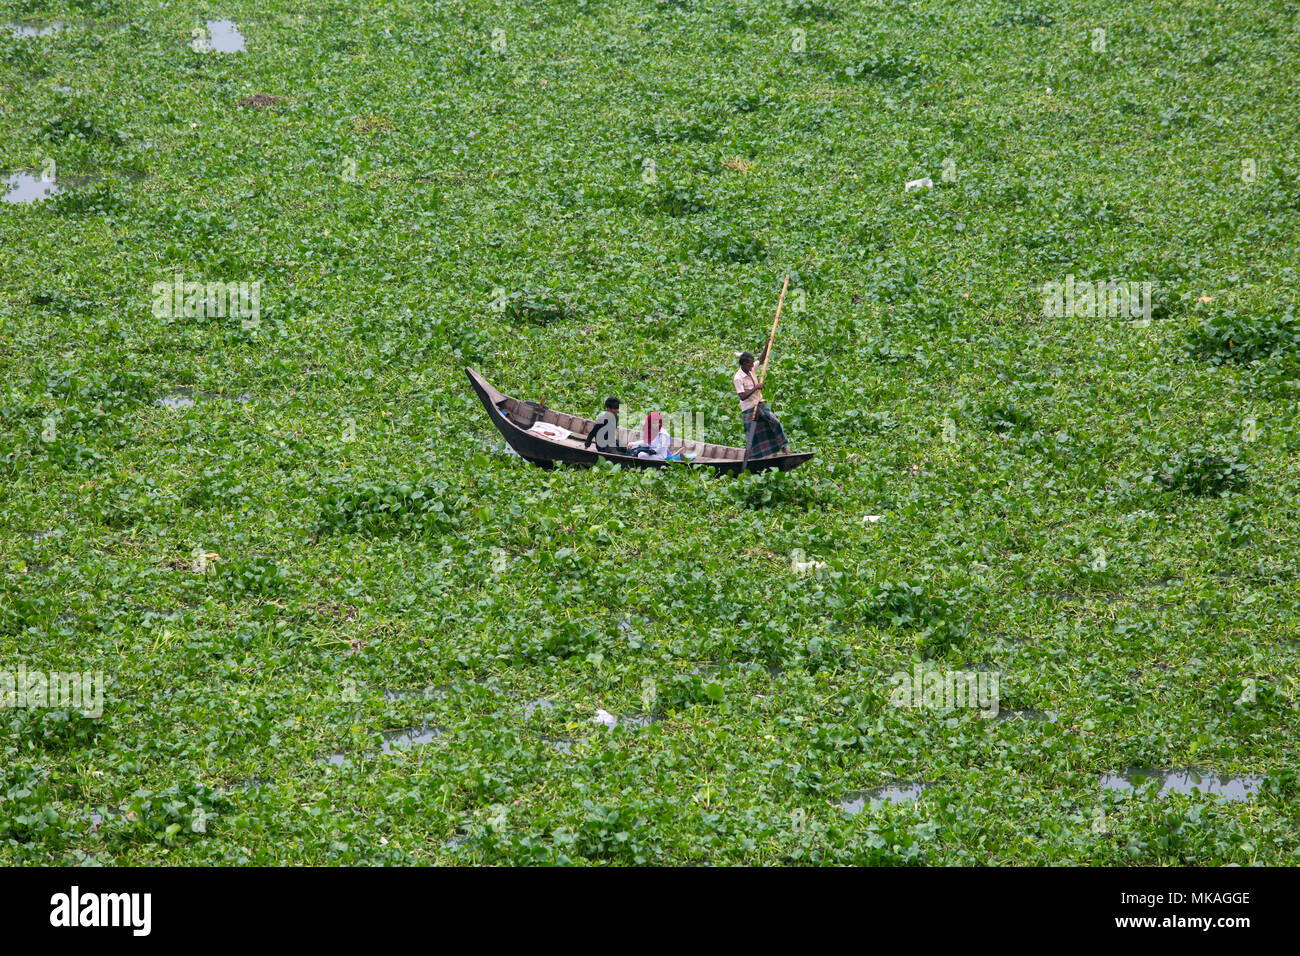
[742,402,789,459]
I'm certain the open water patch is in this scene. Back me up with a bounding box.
[158,389,198,408]
[524,698,556,718]
[382,685,448,702]
[380,723,443,752]
[325,722,444,764]
[156,388,253,408]
[839,782,928,814]
[2,171,64,204]
[200,19,245,52]
[6,21,61,37]
[1100,769,1265,801]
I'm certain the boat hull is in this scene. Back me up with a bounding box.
[466,368,813,474]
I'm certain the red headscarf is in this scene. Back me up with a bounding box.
[643,411,664,443]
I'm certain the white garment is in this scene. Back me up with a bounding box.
[638,426,673,458]
[528,421,571,441]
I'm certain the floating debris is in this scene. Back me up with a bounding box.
[236,93,284,109]
[840,782,928,814]
[1100,769,1265,801]
[904,177,933,192]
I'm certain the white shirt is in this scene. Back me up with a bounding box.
[733,366,761,412]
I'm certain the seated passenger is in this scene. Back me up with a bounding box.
[582,396,626,454]
[636,411,673,459]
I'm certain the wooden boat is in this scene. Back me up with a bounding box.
[467,367,814,474]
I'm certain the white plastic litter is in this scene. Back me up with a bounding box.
[904,177,933,192]
[592,709,618,728]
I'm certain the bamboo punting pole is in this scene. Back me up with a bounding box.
[759,273,790,388]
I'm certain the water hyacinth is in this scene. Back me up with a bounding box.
[0,0,1294,873]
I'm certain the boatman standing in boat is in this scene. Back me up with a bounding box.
[734,348,789,459]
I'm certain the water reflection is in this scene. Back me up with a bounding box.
[2,171,64,204]
[6,21,62,37]
[204,20,245,53]
[840,782,928,814]
[1100,769,1264,801]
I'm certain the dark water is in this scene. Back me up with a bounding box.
[840,782,928,814]
[2,171,64,204]
[1100,769,1265,801]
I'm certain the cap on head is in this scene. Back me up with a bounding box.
[605,396,621,410]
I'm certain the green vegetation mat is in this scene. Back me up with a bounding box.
[1,0,1298,865]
